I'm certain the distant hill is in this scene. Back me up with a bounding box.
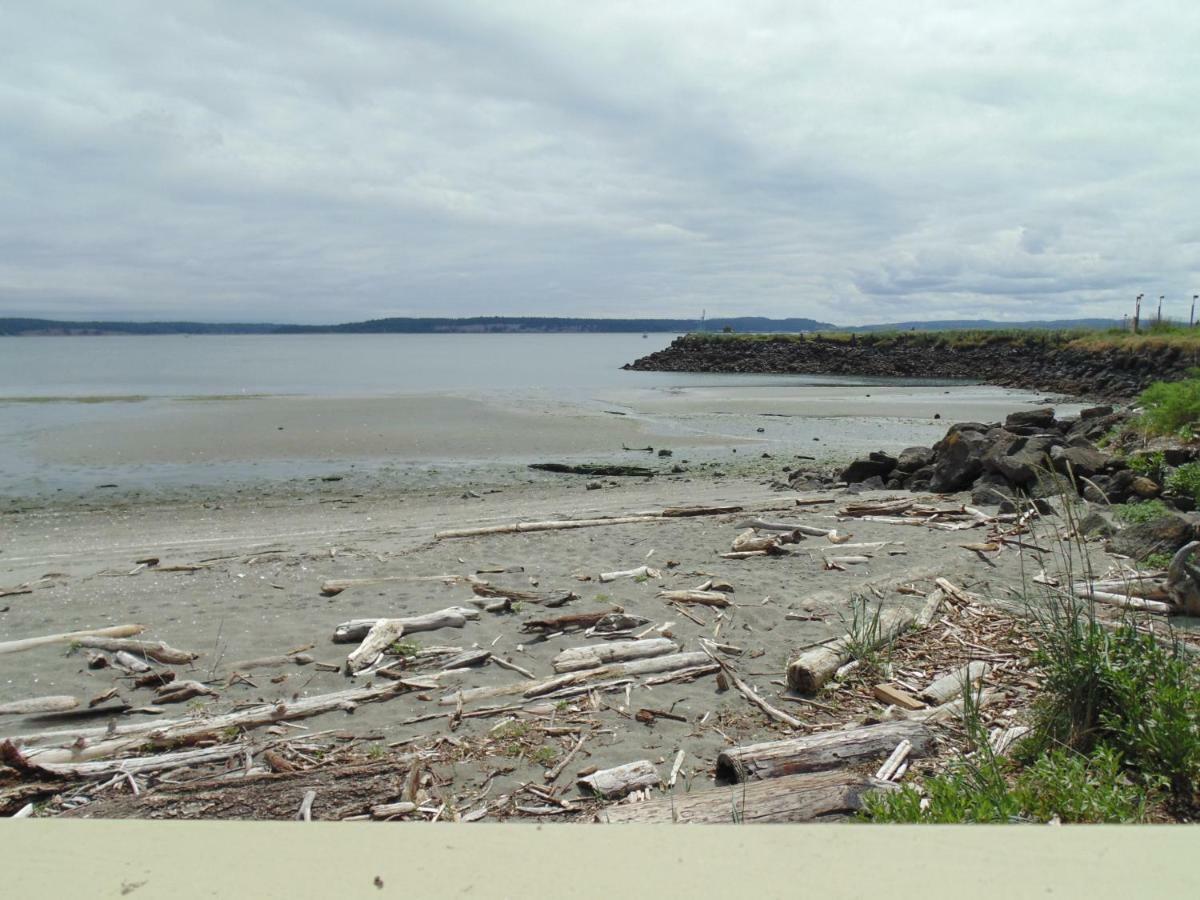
[0,315,836,336]
[0,314,1123,336]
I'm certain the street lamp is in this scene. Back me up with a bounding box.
[1134,293,1144,333]
[1192,295,1197,327]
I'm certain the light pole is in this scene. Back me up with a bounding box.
[1134,293,1143,333]
[1158,296,1164,325]
[1192,295,1197,327]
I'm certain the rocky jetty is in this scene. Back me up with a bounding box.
[626,334,1200,399]
[822,406,1135,505]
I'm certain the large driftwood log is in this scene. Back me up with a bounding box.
[551,638,678,673]
[18,681,413,765]
[920,661,991,705]
[520,611,624,633]
[320,574,462,596]
[12,741,249,778]
[597,770,894,823]
[75,638,198,665]
[436,515,662,540]
[0,696,80,717]
[227,653,314,672]
[439,651,710,706]
[578,760,660,799]
[716,721,935,783]
[1073,587,1175,615]
[0,624,144,657]
[331,607,480,643]
[655,590,730,607]
[529,463,655,477]
[786,607,917,694]
[435,505,742,540]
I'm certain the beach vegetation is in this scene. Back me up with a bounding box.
[1112,499,1169,524]
[1135,371,1200,437]
[388,640,421,658]
[1165,462,1200,504]
[861,492,1200,824]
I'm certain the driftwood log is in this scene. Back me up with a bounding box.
[598,565,660,583]
[332,607,480,643]
[320,575,462,597]
[786,606,917,693]
[920,661,991,705]
[1165,541,1200,615]
[17,681,414,765]
[74,638,198,665]
[0,624,144,657]
[439,651,711,706]
[655,590,730,607]
[716,721,935,783]
[434,505,741,540]
[529,463,655,477]
[0,696,80,717]
[578,760,660,798]
[597,769,894,823]
[551,638,678,673]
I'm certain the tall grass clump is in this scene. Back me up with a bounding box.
[1135,370,1200,438]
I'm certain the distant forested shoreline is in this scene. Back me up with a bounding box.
[0,315,1120,336]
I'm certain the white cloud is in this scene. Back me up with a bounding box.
[0,0,1196,324]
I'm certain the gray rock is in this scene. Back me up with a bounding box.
[1005,407,1056,429]
[1080,405,1114,420]
[971,474,1015,506]
[839,452,897,485]
[1077,511,1116,538]
[896,446,936,473]
[1050,443,1113,480]
[999,496,1058,516]
[1107,512,1200,559]
[843,475,886,494]
[983,434,1063,486]
[903,466,934,491]
[929,426,990,493]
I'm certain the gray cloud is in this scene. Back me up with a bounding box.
[0,1,1196,324]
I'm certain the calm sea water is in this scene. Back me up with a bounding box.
[0,333,955,399]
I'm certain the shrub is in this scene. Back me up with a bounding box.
[862,747,1147,824]
[1136,372,1200,437]
[1166,462,1200,504]
[1023,610,1200,800]
[1127,450,1167,483]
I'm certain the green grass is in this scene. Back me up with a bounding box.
[838,595,896,679]
[1112,499,1170,524]
[1127,451,1167,483]
[1166,462,1200,503]
[864,746,1148,824]
[1136,372,1200,437]
[688,322,1200,354]
[387,640,421,657]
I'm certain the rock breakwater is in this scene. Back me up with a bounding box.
[625,334,1200,399]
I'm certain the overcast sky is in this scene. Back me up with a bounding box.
[1,1,1197,325]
